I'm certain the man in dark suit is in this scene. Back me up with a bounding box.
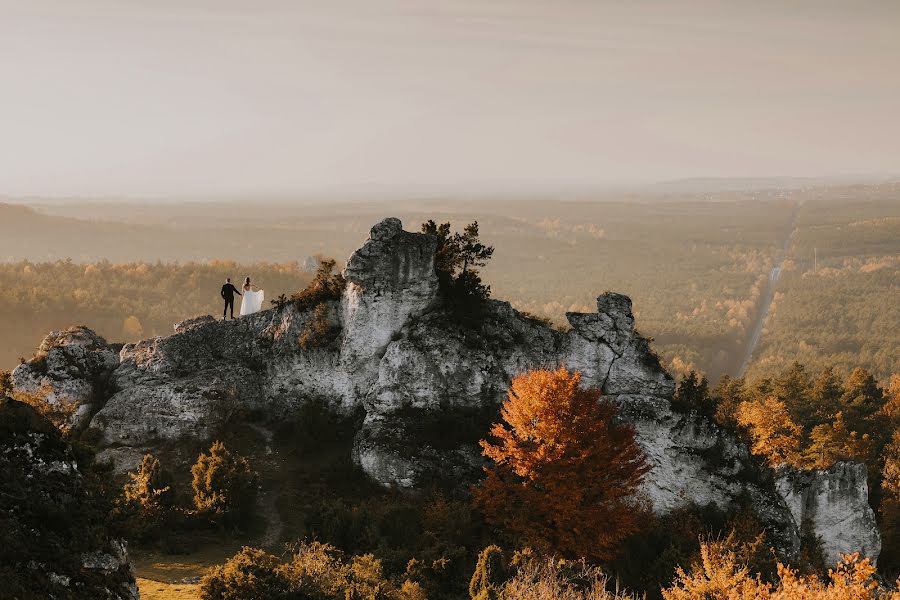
[221,277,242,320]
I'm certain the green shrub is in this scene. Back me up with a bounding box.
[191,441,259,524]
[274,258,346,312]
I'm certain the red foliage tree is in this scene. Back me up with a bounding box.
[473,367,650,561]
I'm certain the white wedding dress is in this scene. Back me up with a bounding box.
[240,288,264,316]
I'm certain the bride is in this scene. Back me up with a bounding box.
[239,277,265,316]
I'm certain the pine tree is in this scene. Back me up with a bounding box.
[192,441,259,524]
[841,367,884,433]
[672,371,712,416]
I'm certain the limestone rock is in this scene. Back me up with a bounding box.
[775,462,881,565]
[11,326,118,431]
[11,217,880,562]
[340,218,439,390]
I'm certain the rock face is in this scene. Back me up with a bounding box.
[10,217,881,563]
[11,326,119,431]
[0,396,138,599]
[775,462,882,566]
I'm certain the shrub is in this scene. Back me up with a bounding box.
[200,547,290,600]
[191,441,259,524]
[496,552,635,600]
[469,545,507,600]
[662,539,899,599]
[0,370,11,396]
[201,541,424,600]
[120,453,174,540]
[299,302,340,350]
[473,367,650,561]
[275,258,346,312]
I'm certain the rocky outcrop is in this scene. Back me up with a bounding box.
[10,217,880,563]
[775,462,881,566]
[11,326,119,431]
[0,396,138,599]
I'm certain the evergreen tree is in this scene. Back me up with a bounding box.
[421,220,494,322]
[712,374,745,429]
[191,441,259,524]
[840,367,884,433]
[809,367,843,424]
[773,362,812,423]
[672,371,712,416]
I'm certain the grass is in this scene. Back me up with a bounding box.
[132,538,244,600]
[136,578,200,600]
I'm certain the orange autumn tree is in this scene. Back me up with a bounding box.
[473,367,650,562]
[736,396,802,467]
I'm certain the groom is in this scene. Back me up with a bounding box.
[221,277,242,320]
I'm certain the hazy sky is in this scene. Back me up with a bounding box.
[2,0,899,198]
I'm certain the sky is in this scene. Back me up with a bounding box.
[1,0,899,198]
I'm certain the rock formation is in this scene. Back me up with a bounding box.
[775,462,881,566]
[11,326,119,431]
[0,396,138,599]
[10,217,881,563]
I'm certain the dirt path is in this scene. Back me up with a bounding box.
[734,205,799,377]
[247,423,284,550]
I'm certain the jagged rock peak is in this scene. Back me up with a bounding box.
[340,218,439,376]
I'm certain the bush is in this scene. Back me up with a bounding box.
[274,258,346,312]
[662,539,897,599]
[495,551,634,600]
[201,547,291,600]
[469,545,507,600]
[120,453,174,540]
[191,441,259,524]
[201,541,425,600]
[299,302,340,350]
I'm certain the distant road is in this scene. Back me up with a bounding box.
[735,205,799,377]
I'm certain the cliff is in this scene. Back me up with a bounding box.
[11,217,880,564]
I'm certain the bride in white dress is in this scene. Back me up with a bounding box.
[239,277,265,316]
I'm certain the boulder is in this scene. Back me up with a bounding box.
[11,326,118,431]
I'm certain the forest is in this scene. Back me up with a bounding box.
[0,260,312,368]
[3,183,896,383]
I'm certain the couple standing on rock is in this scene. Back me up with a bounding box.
[221,277,264,320]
